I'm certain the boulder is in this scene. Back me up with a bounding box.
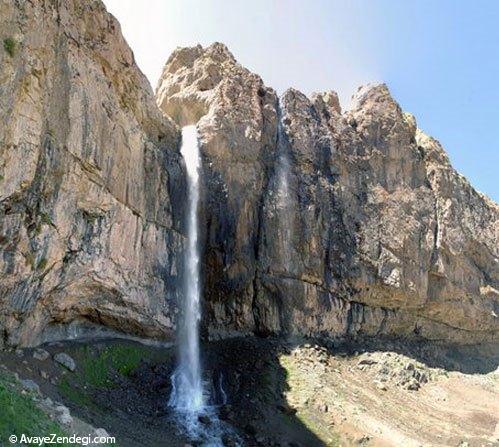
[33,348,50,361]
[20,378,40,394]
[54,405,73,426]
[53,352,76,371]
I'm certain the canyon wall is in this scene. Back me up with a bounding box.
[0,1,497,347]
[157,43,499,344]
[0,0,185,347]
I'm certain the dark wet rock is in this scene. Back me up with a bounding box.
[221,433,238,447]
[244,423,257,436]
[198,414,211,425]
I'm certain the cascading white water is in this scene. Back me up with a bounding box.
[169,125,241,447]
[276,118,293,265]
[169,125,204,413]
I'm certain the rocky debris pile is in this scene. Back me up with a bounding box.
[355,351,443,391]
[285,342,445,392]
[290,344,331,369]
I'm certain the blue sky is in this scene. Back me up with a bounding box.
[104,0,498,202]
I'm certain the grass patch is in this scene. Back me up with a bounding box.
[3,37,15,57]
[40,212,55,228]
[0,371,68,445]
[80,345,147,388]
[25,252,36,270]
[58,377,95,409]
[58,343,150,408]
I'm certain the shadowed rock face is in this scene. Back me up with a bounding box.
[157,44,499,344]
[0,0,186,346]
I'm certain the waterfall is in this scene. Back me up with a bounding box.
[276,116,294,269]
[169,125,204,413]
[169,126,241,447]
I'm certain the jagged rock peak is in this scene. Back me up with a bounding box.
[156,42,276,127]
[311,90,342,115]
[162,42,237,75]
[350,82,394,108]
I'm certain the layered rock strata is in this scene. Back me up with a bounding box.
[0,0,185,346]
[157,43,499,343]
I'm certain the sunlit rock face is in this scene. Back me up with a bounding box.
[157,44,499,344]
[0,0,185,346]
[0,0,497,348]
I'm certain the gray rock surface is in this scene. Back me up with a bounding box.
[0,0,185,347]
[53,352,76,371]
[157,43,279,338]
[157,44,499,343]
[0,2,497,348]
[33,348,49,361]
[20,378,40,394]
[54,404,73,426]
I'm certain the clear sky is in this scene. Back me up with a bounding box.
[103,0,498,202]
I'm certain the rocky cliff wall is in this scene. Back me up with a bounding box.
[1,1,497,348]
[0,0,185,347]
[157,43,499,344]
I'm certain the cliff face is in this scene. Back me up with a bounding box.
[1,0,497,348]
[157,44,499,343]
[157,44,279,338]
[0,0,185,347]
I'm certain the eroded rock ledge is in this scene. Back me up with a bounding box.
[156,43,499,344]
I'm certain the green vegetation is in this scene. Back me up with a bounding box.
[59,344,150,407]
[80,344,147,387]
[58,377,95,409]
[25,252,36,270]
[36,257,48,271]
[40,212,55,228]
[0,371,68,445]
[3,37,16,57]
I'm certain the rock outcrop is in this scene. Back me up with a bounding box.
[0,0,185,346]
[157,43,279,338]
[1,0,497,348]
[157,44,499,343]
